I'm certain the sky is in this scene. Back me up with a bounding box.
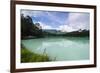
[21,10,90,32]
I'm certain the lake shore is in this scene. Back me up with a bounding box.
[21,45,52,63]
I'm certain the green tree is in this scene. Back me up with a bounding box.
[21,14,43,38]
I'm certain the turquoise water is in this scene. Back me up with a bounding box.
[21,37,89,61]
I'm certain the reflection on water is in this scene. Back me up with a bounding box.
[22,37,89,61]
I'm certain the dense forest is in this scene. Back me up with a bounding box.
[21,14,43,39]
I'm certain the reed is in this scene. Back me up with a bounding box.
[21,45,52,63]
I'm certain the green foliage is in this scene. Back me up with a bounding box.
[21,47,52,63]
[63,30,89,37]
[21,14,43,39]
[21,15,33,36]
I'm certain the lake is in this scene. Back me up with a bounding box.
[21,37,89,61]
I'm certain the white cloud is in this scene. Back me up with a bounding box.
[21,10,90,32]
[38,12,90,32]
[38,22,53,29]
[58,12,90,32]
[58,25,77,32]
[67,12,90,30]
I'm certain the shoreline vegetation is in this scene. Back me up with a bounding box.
[21,44,55,63]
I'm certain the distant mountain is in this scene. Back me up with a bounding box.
[42,29,89,37]
[43,29,58,33]
[42,29,66,34]
[64,29,89,37]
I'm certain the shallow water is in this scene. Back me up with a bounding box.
[22,37,89,61]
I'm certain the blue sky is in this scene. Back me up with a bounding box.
[21,10,90,32]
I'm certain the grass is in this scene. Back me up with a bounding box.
[21,45,52,63]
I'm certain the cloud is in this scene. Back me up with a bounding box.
[58,12,90,32]
[38,22,53,29]
[67,12,90,30]
[58,25,77,32]
[36,12,90,32]
[21,10,90,32]
[21,10,68,28]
